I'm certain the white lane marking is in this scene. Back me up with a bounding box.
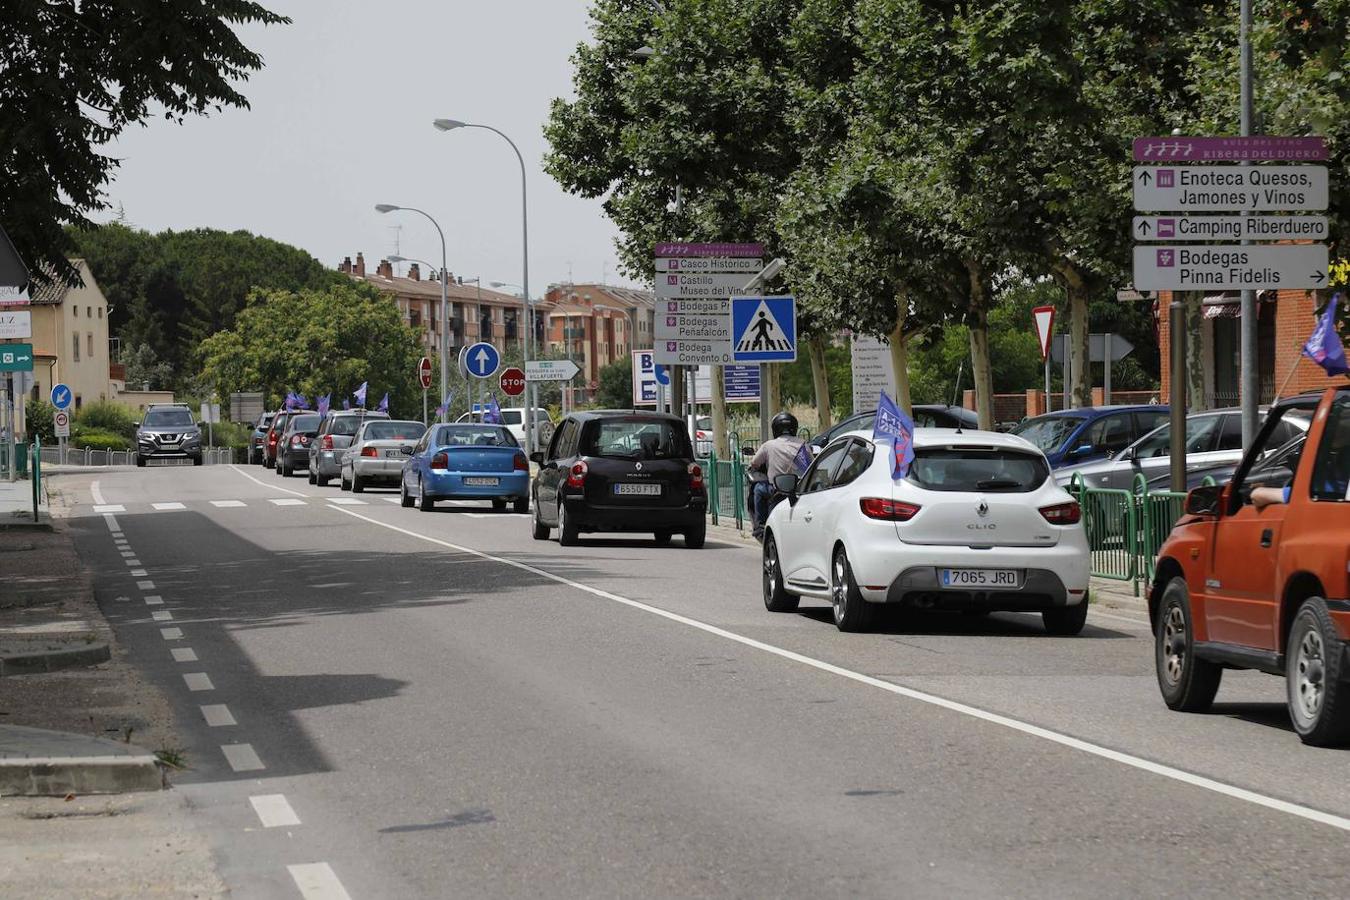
[93,504,125,513]
[222,743,264,772]
[288,863,351,900]
[171,648,197,662]
[130,568,147,576]
[269,498,307,507]
[137,580,155,590]
[114,540,130,548]
[250,794,301,828]
[120,550,135,558]
[326,503,1350,835]
[103,513,120,531]
[230,464,310,498]
[144,595,164,605]
[210,500,247,508]
[160,627,183,640]
[152,502,187,511]
[200,704,236,727]
[151,611,173,622]
[327,498,367,506]
[1089,609,1153,628]
[382,496,402,504]
[183,672,214,692]
[91,481,105,505]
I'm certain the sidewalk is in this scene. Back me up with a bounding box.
[0,475,45,526]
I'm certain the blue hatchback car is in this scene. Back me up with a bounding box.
[1011,405,1171,469]
[400,423,530,513]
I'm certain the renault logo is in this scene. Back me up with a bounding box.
[976,500,989,517]
[635,462,643,471]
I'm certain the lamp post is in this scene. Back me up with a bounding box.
[376,205,449,420]
[433,119,534,461]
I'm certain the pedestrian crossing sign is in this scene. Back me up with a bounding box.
[731,296,796,363]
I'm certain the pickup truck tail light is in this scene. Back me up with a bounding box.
[514,454,529,471]
[860,498,921,521]
[360,446,379,458]
[565,460,588,489]
[1039,501,1081,525]
[688,462,704,493]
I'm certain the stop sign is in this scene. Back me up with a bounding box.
[417,356,433,390]
[499,367,526,397]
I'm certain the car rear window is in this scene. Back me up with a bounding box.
[289,414,320,432]
[907,447,1049,493]
[363,421,426,441]
[435,425,517,447]
[1011,415,1084,452]
[580,419,690,460]
[500,410,523,425]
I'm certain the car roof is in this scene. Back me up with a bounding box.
[834,428,1040,453]
[1025,405,1167,421]
[564,409,685,424]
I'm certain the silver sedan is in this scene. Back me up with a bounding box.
[340,420,427,492]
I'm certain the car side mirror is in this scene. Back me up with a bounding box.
[529,451,545,465]
[1070,444,1094,458]
[400,446,414,456]
[133,422,141,428]
[773,473,799,505]
[1184,483,1223,517]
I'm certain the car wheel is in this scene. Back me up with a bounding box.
[1155,577,1222,712]
[513,496,529,515]
[308,468,316,485]
[135,455,146,468]
[531,501,550,540]
[558,502,579,546]
[400,480,414,508]
[762,533,799,613]
[351,473,365,493]
[281,460,292,477]
[1043,597,1090,636]
[492,498,507,511]
[192,454,203,467]
[1286,598,1350,747]
[831,545,873,632]
[316,473,329,487]
[683,520,706,549]
[340,470,351,491]
[653,530,672,546]
[417,479,434,512]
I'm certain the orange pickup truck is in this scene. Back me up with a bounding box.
[1150,386,1350,746]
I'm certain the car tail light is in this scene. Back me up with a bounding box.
[291,435,309,447]
[565,460,588,489]
[688,462,704,493]
[361,446,378,458]
[514,454,529,471]
[268,433,278,448]
[431,451,449,470]
[859,497,921,521]
[321,435,334,450]
[1040,501,1081,525]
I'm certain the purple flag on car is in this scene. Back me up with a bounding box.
[317,393,330,417]
[353,382,368,408]
[793,441,813,474]
[484,395,502,424]
[1303,293,1349,377]
[284,391,297,411]
[376,392,389,413]
[435,391,453,419]
[341,398,351,410]
[872,391,916,479]
[295,393,309,410]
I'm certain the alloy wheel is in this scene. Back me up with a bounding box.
[1162,605,1187,686]
[763,538,778,598]
[832,552,848,621]
[1295,627,1327,721]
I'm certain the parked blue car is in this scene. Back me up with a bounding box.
[1011,405,1170,469]
[400,423,530,513]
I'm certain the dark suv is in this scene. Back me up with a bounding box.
[276,412,322,477]
[531,411,707,548]
[135,405,203,467]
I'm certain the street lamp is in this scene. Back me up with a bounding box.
[433,118,535,461]
[376,205,450,420]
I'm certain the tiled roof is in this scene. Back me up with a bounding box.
[27,259,87,305]
[348,271,526,306]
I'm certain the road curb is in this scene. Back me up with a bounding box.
[0,642,112,676]
[0,754,165,796]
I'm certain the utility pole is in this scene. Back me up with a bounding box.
[1239,0,1258,448]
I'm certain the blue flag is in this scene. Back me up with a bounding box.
[872,391,916,479]
[283,391,297,411]
[353,382,368,408]
[341,398,351,410]
[1303,293,1349,377]
[793,441,813,474]
[376,392,389,413]
[317,393,330,417]
[484,395,502,424]
[295,393,309,410]
[434,391,453,419]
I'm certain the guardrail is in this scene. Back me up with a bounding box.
[36,447,235,467]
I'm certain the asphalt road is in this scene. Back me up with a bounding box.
[60,462,1350,899]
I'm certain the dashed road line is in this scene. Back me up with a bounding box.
[269,498,308,507]
[288,863,351,900]
[130,569,148,577]
[120,550,135,558]
[93,504,125,513]
[183,672,214,692]
[211,500,247,508]
[104,515,122,532]
[229,464,310,498]
[151,611,173,622]
[144,595,164,605]
[171,648,198,662]
[152,502,187,511]
[327,498,367,506]
[222,743,264,772]
[137,580,156,590]
[381,496,402,504]
[160,627,184,640]
[126,560,143,568]
[200,704,236,727]
[250,794,301,828]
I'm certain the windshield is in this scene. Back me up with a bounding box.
[143,408,194,428]
[362,421,426,441]
[1012,415,1084,452]
[908,447,1049,493]
[434,425,518,447]
[580,419,690,460]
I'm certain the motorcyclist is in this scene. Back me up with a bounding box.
[748,411,806,539]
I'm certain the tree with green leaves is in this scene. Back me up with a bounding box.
[1,1,288,287]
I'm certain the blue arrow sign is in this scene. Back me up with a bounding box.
[654,363,670,386]
[51,383,72,410]
[731,296,797,363]
[465,342,500,379]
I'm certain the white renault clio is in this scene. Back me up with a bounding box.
[762,429,1091,634]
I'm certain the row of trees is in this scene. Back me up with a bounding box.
[545,0,1349,427]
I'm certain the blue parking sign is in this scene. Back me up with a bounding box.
[731,296,796,363]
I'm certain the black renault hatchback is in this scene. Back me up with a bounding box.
[531,411,707,548]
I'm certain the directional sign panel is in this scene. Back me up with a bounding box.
[525,359,580,382]
[1051,334,1134,365]
[1133,165,1328,211]
[51,383,72,410]
[1132,214,1328,242]
[0,342,33,372]
[1133,136,1327,163]
[723,365,761,403]
[0,309,30,339]
[1132,244,1329,292]
[731,296,796,363]
[655,257,762,273]
[655,272,757,299]
[464,342,500,379]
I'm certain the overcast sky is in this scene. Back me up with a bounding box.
[98,0,638,293]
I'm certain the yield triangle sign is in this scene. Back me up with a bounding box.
[1032,306,1055,362]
